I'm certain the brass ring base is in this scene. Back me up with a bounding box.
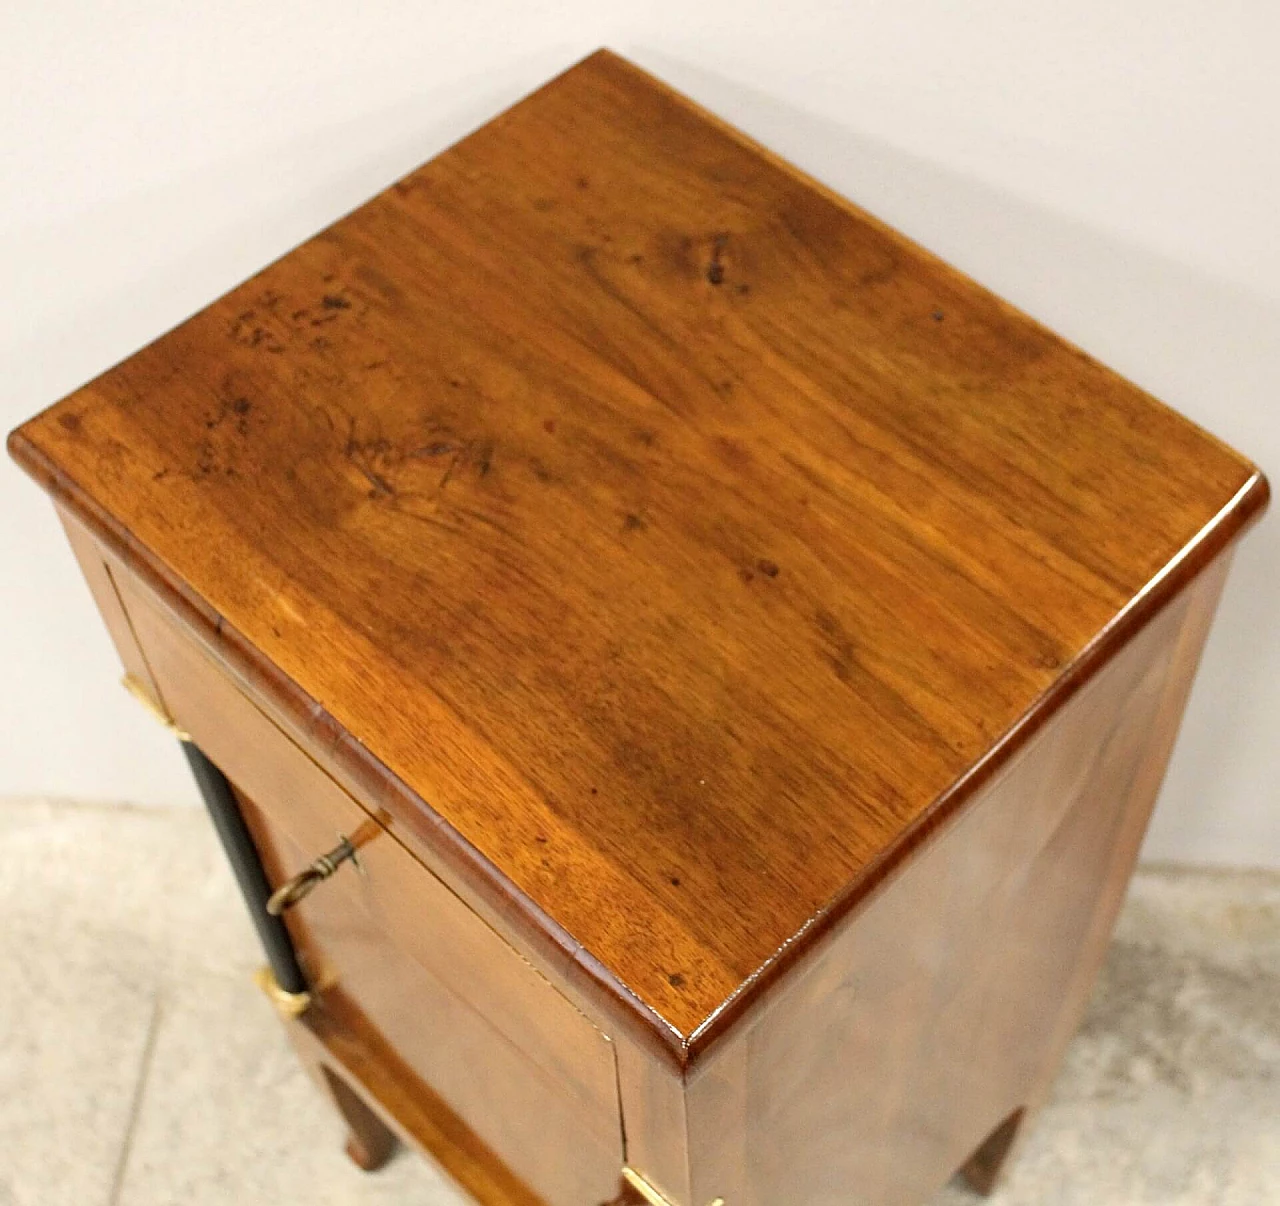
[255,965,312,1018]
[622,1166,724,1206]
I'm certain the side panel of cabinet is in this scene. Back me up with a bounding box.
[56,505,165,708]
[678,556,1230,1206]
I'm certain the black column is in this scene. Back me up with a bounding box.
[181,741,308,995]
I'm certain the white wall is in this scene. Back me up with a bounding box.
[3,3,1276,864]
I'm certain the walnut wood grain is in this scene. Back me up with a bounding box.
[7,49,1267,1073]
[113,564,622,1202]
[317,1061,399,1173]
[55,505,165,710]
[243,781,622,1206]
[668,557,1231,1206]
[285,1006,550,1206]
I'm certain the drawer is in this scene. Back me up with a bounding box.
[114,572,624,1204]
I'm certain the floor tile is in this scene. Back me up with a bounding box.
[0,802,174,1206]
[113,971,464,1206]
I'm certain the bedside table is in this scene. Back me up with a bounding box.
[9,49,1267,1206]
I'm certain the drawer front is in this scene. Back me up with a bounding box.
[116,573,623,1205]
[235,786,619,1206]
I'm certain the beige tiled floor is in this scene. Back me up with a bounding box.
[2,798,1277,1206]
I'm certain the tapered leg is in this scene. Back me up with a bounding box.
[599,1174,660,1206]
[960,1108,1026,1196]
[322,1064,399,1171]
[283,1014,398,1172]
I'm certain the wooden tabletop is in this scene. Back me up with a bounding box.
[10,50,1266,1060]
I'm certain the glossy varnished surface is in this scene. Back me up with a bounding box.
[111,565,623,1203]
[287,1009,552,1206]
[7,50,1266,1054]
[715,557,1231,1206]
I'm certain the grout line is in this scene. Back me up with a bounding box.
[107,993,164,1206]
[1135,860,1280,883]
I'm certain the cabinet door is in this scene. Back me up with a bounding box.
[120,570,624,1206]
